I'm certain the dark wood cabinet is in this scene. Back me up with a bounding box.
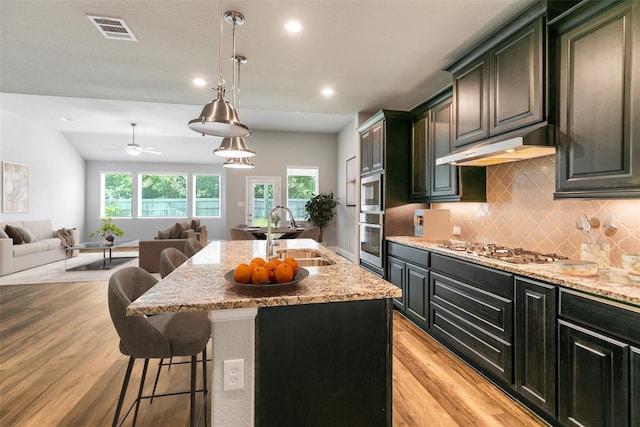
[360,120,385,175]
[386,242,430,330]
[632,346,640,427]
[387,255,406,311]
[553,0,640,198]
[448,12,547,148]
[490,17,544,135]
[558,319,629,427]
[514,277,556,417]
[429,254,514,383]
[405,263,429,328]
[451,55,490,147]
[411,117,428,199]
[410,89,487,203]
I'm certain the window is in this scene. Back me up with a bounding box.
[101,173,132,217]
[287,167,318,220]
[139,173,187,217]
[194,174,221,217]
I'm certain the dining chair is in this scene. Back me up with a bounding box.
[159,247,189,279]
[229,228,258,240]
[184,238,204,258]
[295,227,321,242]
[108,266,210,427]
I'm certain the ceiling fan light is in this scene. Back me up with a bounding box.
[126,146,141,156]
[223,157,254,169]
[213,137,256,158]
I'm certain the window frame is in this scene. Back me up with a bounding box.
[286,166,319,220]
[193,173,222,218]
[137,172,189,218]
[100,172,133,218]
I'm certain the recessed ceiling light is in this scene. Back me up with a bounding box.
[284,20,302,33]
[59,117,77,122]
[192,78,207,87]
[321,87,334,97]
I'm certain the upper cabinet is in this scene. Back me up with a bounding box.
[552,0,640,199]
[360,120,384,175]
[447,7,548,148]
[357,110,412,208]
[410,89,487,203]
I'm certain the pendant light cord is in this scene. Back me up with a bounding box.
[218,0,224,89]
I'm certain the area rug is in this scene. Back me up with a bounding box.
[0,251,140,286]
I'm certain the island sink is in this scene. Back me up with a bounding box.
[276,248,322,258]
[294,258,333,266]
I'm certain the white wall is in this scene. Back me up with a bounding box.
[334,116,360,260]
[85,161,227,241]
[225,129,339,246]
[0,107,85,233]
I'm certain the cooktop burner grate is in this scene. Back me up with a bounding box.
[439,242,568,264]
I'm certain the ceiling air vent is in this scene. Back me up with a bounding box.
[87,15,137,41]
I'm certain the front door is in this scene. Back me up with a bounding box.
[246,177,281,226]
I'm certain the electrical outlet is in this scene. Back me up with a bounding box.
[452,226,461,236]
[223,359,244,391]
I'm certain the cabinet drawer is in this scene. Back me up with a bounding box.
[430,271,513,341]
[387,242,429,267]
[559,289,640,346]
[430,253,513,299]
[430,271,512,382]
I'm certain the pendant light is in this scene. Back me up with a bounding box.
[220,57,254,167]
[215,14,255,159]
[188,3,250,138]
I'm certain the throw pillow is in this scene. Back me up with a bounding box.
[0,228,8,239]
[5,225,24,245]
[15,226,37,243]
[189,219,200,230]
[156,225,173,240]
[170,222,185,239]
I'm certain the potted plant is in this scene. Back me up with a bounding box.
[304,192,339,242]
[270,213,282,228]
[89,217,124,245]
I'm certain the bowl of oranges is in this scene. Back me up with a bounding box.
[224,257,309,289]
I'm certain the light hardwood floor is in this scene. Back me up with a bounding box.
[0,281,545,426]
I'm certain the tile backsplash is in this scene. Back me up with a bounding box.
[432,156,640,268]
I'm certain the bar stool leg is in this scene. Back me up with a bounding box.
[132,359,149,427]
[113,357,135,427]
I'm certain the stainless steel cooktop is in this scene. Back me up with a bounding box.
[439,242,568,264]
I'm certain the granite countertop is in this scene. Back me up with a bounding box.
[388,236,640,308]
[127,239,401,316]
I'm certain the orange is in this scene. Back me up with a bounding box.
[233,263,252,284]
[274,262,294,283]
[248,262,260,272]
[263,261,277,283]
[284,257,299,276]
[251,266,270,285]
[269,258,282,266]
[250,257,266,266]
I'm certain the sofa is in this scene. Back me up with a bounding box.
[139,220,208,273]
[0,220,79,276]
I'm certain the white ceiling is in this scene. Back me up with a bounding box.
[0,0,533,164]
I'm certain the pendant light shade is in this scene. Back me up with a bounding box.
[188,4,250,138]
[223,156,254,169]
[214,136,255,158]
[188,87,250,137]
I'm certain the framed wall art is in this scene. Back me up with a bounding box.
[346,156,357,206]
[2,161,29,213]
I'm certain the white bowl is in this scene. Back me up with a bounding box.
[621,253,640,276]
[556,260,598,277]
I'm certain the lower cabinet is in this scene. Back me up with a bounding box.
[558,320,629,426]
[386,242,429,330]
[557,289,640,427]
[429,254,514,383]
[514,277,556,418]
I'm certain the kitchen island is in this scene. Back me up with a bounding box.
[128,239,401,427]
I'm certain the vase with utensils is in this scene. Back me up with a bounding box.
[577,213,617,270]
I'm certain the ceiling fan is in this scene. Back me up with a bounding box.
[121,123,161,156]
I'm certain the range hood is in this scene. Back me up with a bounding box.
[436,123,555,167]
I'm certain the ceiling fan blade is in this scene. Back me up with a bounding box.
[141,147,162,155]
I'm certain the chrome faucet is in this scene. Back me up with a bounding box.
[266,205,298,257]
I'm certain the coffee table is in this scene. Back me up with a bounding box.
[65,240,139,271]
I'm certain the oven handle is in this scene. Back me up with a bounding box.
[359,222,382,229]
